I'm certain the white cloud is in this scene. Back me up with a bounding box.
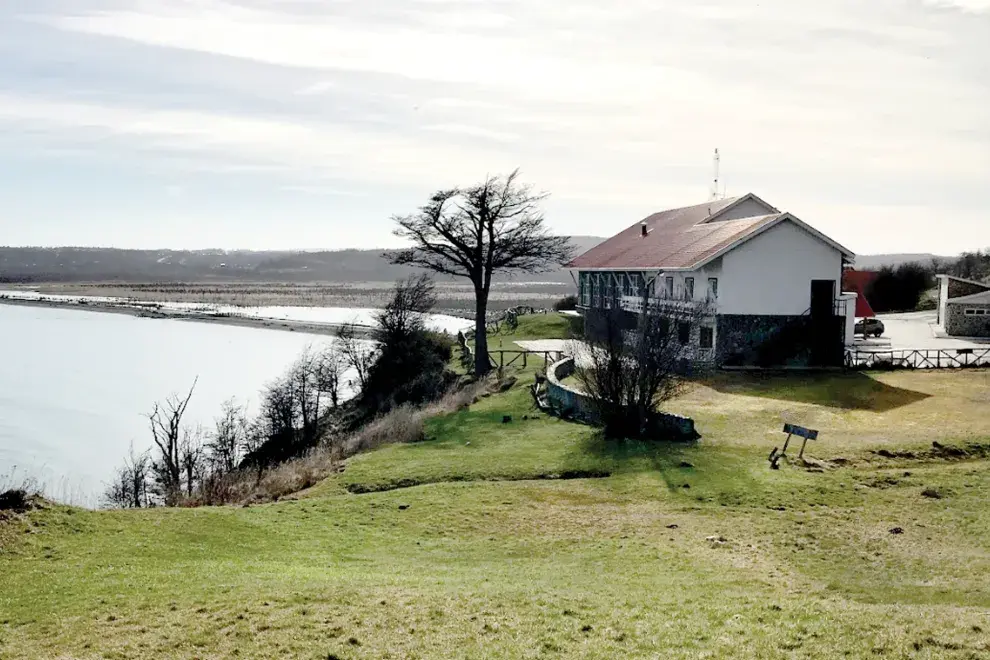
[2,0,988,251]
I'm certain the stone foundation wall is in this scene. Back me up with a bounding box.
[716,314,845,368]
[945,304,990,337]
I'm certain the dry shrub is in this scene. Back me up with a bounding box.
[345,405,426,455]
[188,374,501,507]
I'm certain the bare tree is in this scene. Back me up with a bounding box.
[147,378,197,504]
[373,274,437,345]
[390,170,573,375]
[179,425,206,497]
[336,322,376,393]
[289,347,329,447]
[317,345,347,410]
[578,303,710,439]
[103,443,150,509]
[208,398,249,474]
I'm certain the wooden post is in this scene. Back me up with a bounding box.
[781,433,793,456]
[523,352,528,368]
[798,436,809,459]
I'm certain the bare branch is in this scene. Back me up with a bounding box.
[388,170,574,375]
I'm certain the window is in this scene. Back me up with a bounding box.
[579,273,589,307]
[699,327,714,349]
[627,272,641,298]
[977,309,987,316]
[591,275,600,308]
[684,277,695,300]
[708,277,718,300]
[664,277,674,298]
[677,322,691,344]
[965,309,977,316]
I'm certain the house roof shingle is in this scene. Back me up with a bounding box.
[567,193,852,271]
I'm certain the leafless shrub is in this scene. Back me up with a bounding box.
[102,444,151,509]
[179,425,206,498]
[223,375,497,506]
[579,303,711,438]
[147,378,197,505]
[337,322,376,394]
[317,345,347,409]
[208,399,249,474]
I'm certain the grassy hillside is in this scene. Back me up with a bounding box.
[2,315,989,658]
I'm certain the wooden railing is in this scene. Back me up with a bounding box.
[845,347,990,369]
[486,350,567,370]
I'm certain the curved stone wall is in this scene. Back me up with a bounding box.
[545,357,698,440]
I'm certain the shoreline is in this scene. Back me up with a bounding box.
[0,296,378,338]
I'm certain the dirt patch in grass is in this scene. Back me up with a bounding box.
[871,441,990,463]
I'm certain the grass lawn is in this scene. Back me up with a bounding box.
[2,314,989,658]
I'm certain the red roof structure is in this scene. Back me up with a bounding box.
[841,270,877,318]
[567,193,853,271]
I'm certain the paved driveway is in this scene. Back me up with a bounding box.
[853,311,990,351]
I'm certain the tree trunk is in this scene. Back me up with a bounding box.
[474,288,491,376]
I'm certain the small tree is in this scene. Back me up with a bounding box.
[316,346,347,410]
[103,443,150,509]
[361,275,454,414]
[208,398,249,474]
[288,347,329,447]
[336,322,376,394]
[147,378,197,504]
[390,170,573,376]
[179,425,206,498]
[578,304,708,439]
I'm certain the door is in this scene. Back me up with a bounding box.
[810,280,836,318]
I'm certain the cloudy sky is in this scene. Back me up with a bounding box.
[0,0,987,254]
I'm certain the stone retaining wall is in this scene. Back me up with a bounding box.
[545,357,698,440]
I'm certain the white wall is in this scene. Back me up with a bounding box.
[839,292,857,344]
[718,219,844,316]
[709,198,775,222]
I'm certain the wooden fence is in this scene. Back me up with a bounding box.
[486,350,567,370]
[845,347,990,370]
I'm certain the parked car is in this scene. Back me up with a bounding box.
[855,318,885,337]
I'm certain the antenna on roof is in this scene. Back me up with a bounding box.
[710,149,722,201]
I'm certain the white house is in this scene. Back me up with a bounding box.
[567,194,856,367]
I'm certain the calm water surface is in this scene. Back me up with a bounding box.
[0,304,346,504]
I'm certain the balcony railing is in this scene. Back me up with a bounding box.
[620,296,714,315]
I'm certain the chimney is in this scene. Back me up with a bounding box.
[640,221,648,237]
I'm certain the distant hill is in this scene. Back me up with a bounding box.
[854,254,954,270]
[0,237,605,284]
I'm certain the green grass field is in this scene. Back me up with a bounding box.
[2,315,989,659]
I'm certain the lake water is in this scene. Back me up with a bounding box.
[0,304,372,505]
[0,290,474,335]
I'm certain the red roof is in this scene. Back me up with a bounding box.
[567,193,853,271]
[568,195,782,270]
[841,270,877,318]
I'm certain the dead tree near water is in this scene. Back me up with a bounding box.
[147,378,197,504]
